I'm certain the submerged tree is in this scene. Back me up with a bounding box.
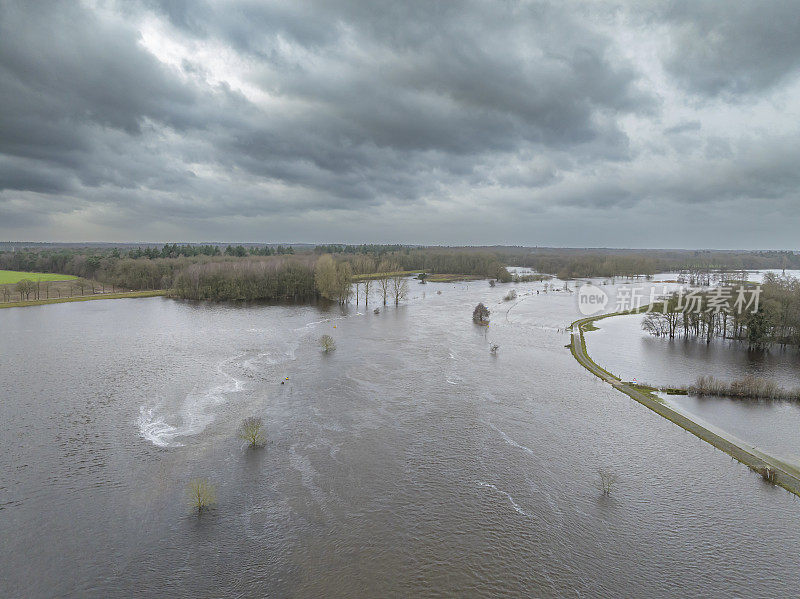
[598,468,618,496]
[187,479,216,513]
[320,334,336,352]
[362,278,373,306]
[315,254,339,301]
[391,275,409,305]
[238,416,266,448]
[473,303,490,324]
[377,260,395,306]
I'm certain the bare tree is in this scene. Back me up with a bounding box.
[378,275,390,306]
[377,260,395,306]
[362,278,372,306]
[391,275,409,305]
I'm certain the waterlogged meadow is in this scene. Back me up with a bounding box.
[2,278,800,597]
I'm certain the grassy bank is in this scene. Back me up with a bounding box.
[350,271,484,283]
[351,270,420,281]
[569,310,800,497]
[0,290,166,309]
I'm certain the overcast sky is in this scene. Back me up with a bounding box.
[1,1,799,248]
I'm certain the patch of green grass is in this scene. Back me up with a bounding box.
[0,290,166,309]
[351,270,420,281]
[0,270,77,284]
[426,274,483,282]
[629,383,658,392]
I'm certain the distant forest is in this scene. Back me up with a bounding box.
[1,244,798,303]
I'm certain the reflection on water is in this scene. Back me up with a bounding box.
[2,284,800,598]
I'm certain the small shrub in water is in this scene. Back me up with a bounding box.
[188,478,216,513]
[598,468,617,496]
[472,303,490,324]
[321,334,336,352]
[239,416,266,448]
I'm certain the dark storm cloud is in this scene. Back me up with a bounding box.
[0,0,799,245]
[655,0,800,96]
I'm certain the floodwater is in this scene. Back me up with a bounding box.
[2,278,800,598]
[586,286,800,467]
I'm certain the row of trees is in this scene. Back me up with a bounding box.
[4,277,106,302]
[642,274,800,351]
[313,255,410,305]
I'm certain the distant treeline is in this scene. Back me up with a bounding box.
[642,273,800,350]
[500,248,800,280]
[128,243,295,259]
[2,244,799,304]
[314,244,407,255]
[0,245,511,302]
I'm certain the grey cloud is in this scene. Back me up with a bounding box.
[0,0,798,247]
[657,1,800,96]
[664,121,701,135]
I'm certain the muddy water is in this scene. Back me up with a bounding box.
[2,281,800,598]
[586,297,800,467]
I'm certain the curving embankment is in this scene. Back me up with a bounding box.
[0,290,166,309]
[569,311,800,498]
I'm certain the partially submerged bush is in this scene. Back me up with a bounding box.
[238,416,266,448]
[320,334,336,352]
[598,468,617,496]
[490,343,499,355]
[504,289,517,301]
[472,303,490,324]
[188,478,216,513]
[689,375,800,401]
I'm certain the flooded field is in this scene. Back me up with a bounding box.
[2,278,800,597]
[586,271,800,469]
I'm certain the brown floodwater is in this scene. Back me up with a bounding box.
[2,278,800,597]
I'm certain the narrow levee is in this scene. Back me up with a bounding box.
[569,311,800,498]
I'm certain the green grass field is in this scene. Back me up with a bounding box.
[0,270,78,284]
